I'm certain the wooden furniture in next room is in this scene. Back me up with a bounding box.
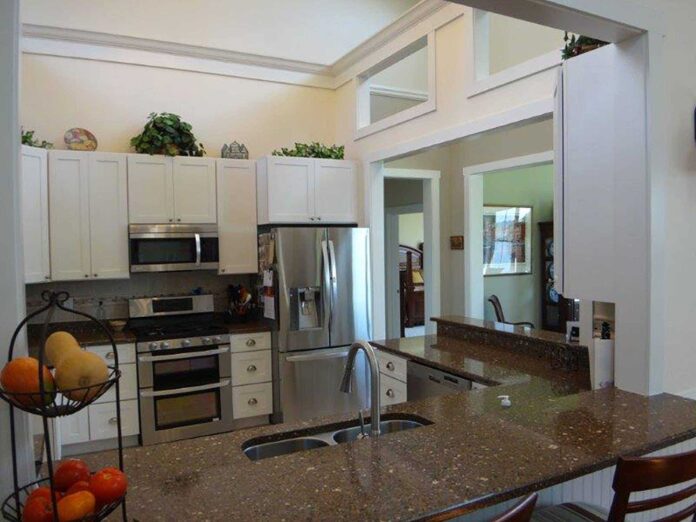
[488,294,535,329]
[399,244,424,335]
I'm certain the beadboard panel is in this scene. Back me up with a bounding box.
[456,437,696,521]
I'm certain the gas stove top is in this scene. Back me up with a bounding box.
[128,317,228,342]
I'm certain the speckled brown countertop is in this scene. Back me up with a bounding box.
[74,325,696,521]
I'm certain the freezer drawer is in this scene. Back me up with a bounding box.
[279,346,370,423]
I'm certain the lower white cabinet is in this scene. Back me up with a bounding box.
[232,382,273,419]
[231,350,272,387]
[89,400,139,441]
[380,374,407,406]
[230,332,271,353]
[59,408,90,446]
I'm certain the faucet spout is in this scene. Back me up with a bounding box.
[339,340,381,437]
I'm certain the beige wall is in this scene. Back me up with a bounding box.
[21,54,337,158]
[398,213,424,249]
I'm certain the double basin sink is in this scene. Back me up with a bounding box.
[243,414,431,461]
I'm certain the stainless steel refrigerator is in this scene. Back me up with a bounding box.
[267,227,371,423]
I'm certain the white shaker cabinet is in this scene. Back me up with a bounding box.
[49,151,129,281]
[21,146,50,283]
[127,154,174,224]
[216,159,258,274]
[88,153,129,279]
[128,154,216,224]
[257,156,358,224]
[49,151,92,281]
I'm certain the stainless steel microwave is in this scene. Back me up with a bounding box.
[129,224,219,273]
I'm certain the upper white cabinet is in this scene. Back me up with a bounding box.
[21,146,50,283]
[216,159,258,274]
[128,155,216,224]
[49,150,129,281]
[257,156,358,224]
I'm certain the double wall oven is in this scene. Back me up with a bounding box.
[129,224,219,273]
[129,295,234,445]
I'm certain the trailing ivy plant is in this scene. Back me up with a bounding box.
[562,32,608,60]
[272,142,344,159]
[21,129,53,149]
[130,112,205,156]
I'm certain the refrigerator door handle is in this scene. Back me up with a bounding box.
[321,239,333,337]
[328,239,339,336]
[328,240,338,283]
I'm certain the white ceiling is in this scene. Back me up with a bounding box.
[22,0,421,65]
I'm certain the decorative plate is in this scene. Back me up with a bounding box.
[64,128,98,151]
[546,282,560,304]
[546,239,554,257]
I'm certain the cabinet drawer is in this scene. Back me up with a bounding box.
[230,332,271,352]
[94,363,137,404]
[380,374,407,406]
[232,382,272,419]
[59,408,90,445]
[89,399,139,441]
[87,343,136,365]
[231,350,271,386]
[376,349,407,383]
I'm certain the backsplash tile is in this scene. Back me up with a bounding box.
[25,272,252,323]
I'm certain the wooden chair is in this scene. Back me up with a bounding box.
[488,295,535,329]
[424,494,538,522]
[533,447,696,521]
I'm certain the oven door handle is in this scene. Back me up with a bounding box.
[195,233,202,266]
[138,346,230,363]
[139,379,231,398]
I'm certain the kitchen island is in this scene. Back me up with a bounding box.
[79,317,696,521]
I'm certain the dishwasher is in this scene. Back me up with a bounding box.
[407,361,473,400]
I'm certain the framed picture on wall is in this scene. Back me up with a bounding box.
[483,205,532,276]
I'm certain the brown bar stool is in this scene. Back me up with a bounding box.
[425,494,538,522]
[533,447,696,521]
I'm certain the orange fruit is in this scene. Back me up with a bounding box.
[56,491,96,522]
[0,357,55,407]
[44,332,81,368]
[55,351,108,402]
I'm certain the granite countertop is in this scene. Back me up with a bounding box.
[26,316,273,353]
[76,328,696,521]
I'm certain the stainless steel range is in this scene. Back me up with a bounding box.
[129,294,234,445]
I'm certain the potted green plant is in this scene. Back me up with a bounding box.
[562,32,608,60]
[21,128,53,149]
[130,112,205,156]
[272,142,344,159]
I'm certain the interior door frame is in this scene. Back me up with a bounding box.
[462,151,554,319]
[372,168,441,339]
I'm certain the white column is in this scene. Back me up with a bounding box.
[0,0,34,498]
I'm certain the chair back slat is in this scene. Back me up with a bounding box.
[608,448,696,521]
[488,295,506,323]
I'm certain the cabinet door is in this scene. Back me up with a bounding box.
[49,151,91,281]
[173,157,217,223]
[266,157,314,223]
[127,154,174,223]
[89,153,129,279]
[314,160,358,223]
[216,159,258,274]
[21,146,50,283]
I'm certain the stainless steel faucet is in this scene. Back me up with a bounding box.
[339,340,381,437]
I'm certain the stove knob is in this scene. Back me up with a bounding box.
[148,342,159,351]
[182,339,192,347]
[161,342,170,349]
[202,337,212,345]
[213,336,223,344]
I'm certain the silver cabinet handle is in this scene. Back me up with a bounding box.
[286,350,349,363]
[105,352,115,360]
[194,232,201,266]
[246,364,257,372]
[386,362,395,371]
[386,389,395,398]
[245,339,256,347]
[248,398,258,406]
[108,417,118,424]
[140,379,231,398]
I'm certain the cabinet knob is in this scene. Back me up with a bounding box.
[168,218,173,222]
[108,417,118,424]
[177,218,181,222]
[316,217,321,221]
[245,339,256,347]
[386,362,395,371]
[93,273,98,277]
[220,268,226,273]
[386,389,395,398]
[105,352,114,360]
[247,398,258,406]
[84,274,89,278]
[44,275,50,281]
[246,364,257,373]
